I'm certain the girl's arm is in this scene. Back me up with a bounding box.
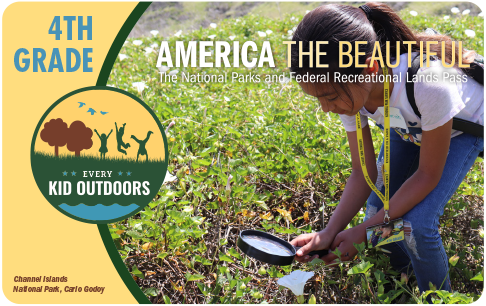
[324,125,378,238]
[293,124,377,260]
[322,119,453,263]
[358,119,452,230]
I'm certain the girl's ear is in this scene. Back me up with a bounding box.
[364,57,379,75]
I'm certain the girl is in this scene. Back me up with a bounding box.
[94,128,113,159]
[289,2,483,295]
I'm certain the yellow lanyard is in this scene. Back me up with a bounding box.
[355,66,390,223]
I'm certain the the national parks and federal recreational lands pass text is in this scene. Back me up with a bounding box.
[161,71,468,84]
[13,276,105,294]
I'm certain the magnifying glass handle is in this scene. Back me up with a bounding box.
[294,246,329,257]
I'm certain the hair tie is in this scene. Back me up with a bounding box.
[359,5,373,21]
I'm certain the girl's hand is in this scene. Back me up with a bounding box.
[290,230,335,263]
[321,225,366,265]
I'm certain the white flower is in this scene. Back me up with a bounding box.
[224,96,230,102]
[465,29,476,37]
[210,23,217,28]
[132,81,147,93]
[124,40,129,45]
[462,9,470,15]
[226,175,233,191]
[166,121,176,131]
[229,35,236,40]
[368,119,376,127]
[305,10,310,14]
[174,30,182,37]
[451,7,460,14]
[163,171,178,184]
[290,16,296,21]
[444,15,450,20]
[288,30,294,35]
[410,11,418,16]
[150,43,158,48]
[168,70,179,76]
[150,30,159,36]
[266,29,273,35]
[208,34,217,39]
[144,47,154,54]
[119,54,128,61]
[133,40,143,46]
[277,270,314,296]
[479,12,484,17]
[257,31,267,37]
[158,65,170,73]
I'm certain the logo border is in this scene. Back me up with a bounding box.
[30,86,169,224]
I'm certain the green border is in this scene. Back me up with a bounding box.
[30,86,168,225]
[95,2,152,303]
[96,2,152,86]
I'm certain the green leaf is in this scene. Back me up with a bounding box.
[126,231,144,239]
[157,252,168,260]
[227,247,242,260]
[197,282,209,296]
[308,294,317,304]
[131,265,144,279]
[348,261,374,275]
[163,295,171,304]
[185,272,205,282]
[187,174,204,183]
[449,254,460,267]
[197,159,212,166]
[219,253,234,263]
[143,287,159,297]
[471,271,483,281]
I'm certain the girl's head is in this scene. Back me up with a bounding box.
[291,2,474,113]
[101,133,107,140]
[379,223,394,238]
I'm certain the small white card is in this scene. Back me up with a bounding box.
[377,107,409,133]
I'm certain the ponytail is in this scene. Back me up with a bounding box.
[290,2,475,76]
[360,2,475,65]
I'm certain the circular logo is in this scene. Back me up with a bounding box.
[31,86,168,224]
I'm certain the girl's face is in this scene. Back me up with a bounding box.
[381,227,393,238]
[299,81,372,116]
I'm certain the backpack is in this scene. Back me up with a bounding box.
[405,29,484,158]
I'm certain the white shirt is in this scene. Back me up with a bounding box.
[339,52,484,143]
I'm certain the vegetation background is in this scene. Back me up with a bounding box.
[109,2,484,304]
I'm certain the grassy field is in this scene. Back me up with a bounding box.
[128,2,483,38]
[109,4,484,304]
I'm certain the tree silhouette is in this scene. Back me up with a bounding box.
[67,121,93,156]
[40,118,68,156]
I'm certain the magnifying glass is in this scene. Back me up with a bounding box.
[237,229,329,266]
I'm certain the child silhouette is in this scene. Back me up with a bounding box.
[115,122,131,155]
[131,131,154,162]
[94,129,113,159]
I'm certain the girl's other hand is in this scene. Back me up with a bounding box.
[320,226,366,265]
[290,231,334,263]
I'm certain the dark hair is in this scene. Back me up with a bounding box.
[290,2,475,81]
[381,223,394,231]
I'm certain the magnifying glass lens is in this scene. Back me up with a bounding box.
[242,235,294,256]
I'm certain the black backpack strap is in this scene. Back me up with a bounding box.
[406,54,484,136]
[406,54,423,118]
[452,118,484,138]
